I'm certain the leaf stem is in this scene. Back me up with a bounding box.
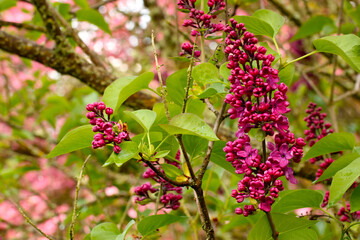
[281,50,318,69]
[152,30,171,121]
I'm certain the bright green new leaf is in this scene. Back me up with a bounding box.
[271,190,324,213]
[137,214,187,236]
[314,153,360,183]
[329,157,360,206]
[279,64,295,86]
[291,16,336,41]
[103,72,154,113]
[154,150,170,158]
[192,63,221,86]
[125,110,157,132]
[117,220,135,240]
[76,9,111,34]
[248,213,317,240]
[161,163,183,178]
[104,141,139,167]
[313,34,360,72]
[197,88,218,99]
[232,15,274,38]
[253,9,285,36]
[159,113,219,141]
[48,125,95,158]
[73,0,89,8]
[91,222,120,240]
[182,135,208,159]
[303,132,355,160]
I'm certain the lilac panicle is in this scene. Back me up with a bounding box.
[86,102,129,154]
[134,151,183,211]
[223,19,306,216]
[177,0,225,58]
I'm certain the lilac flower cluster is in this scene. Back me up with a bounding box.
[337,202,360,222]
[134,152,183,210]
[304,103,335,178]
[86,102,129,154]
[222,19,306,216]
[177,0,225,58]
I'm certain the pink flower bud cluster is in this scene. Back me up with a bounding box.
[222,19,306,216]
[177,0,225,57]
[134,152,183,210]
[180,42,201,58]
[337,202,360,222]
[304,103,335,178]
[86,102,129,154]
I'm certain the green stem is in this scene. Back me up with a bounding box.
[281,50,318,69]
[153,135,170,153]
[200,33,205,63]
[272,37,281,59]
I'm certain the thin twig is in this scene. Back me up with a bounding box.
[48,4,107,68]
[328,0,345,132]
[1,195,55,240]
[152,30,171,121]
[204,99,219,116]
[183,36,198,113]
[155,183,163,215]
[69,155,91,240]
[302,74,327,103]
[177,136,197,181]
[197,100,227,182]
[0,20,46,32]
[335,75,360,102]
[141,158,191,187]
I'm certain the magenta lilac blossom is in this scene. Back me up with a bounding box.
[86,102,129,154]
[134,151,183,211]
[222,19,306,216]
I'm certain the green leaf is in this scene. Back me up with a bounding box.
[232,15,274,38]
[125,110,157,132]
[351,185,360,213]
[161,164,183,178]
[117,220,135,240]
[313,34,360,72]
[103,72,154,112]
[105,142,139,167]
[279,64,295,86]
[91,222,120,240]
[303,132,355,160]
[329,157,360,206]
[209,45,224,65]
[76,9,111,34]
[272,190,324,213]
[219,62,231,81]
[74,0,89,8]
[159,113,219,141]
[182,135,208,159]
[197,88,218,99]
[0,0,16,11]
[154,150,170,158]
[248,213,317,240]
[210,141,239,176]
[48,125,94,158]
[192,63,220,86]
[166,69,188,106]
[169,57,190,62]
[253,9,285,36]
[137,214,187,236]
[291,16,336,41]
[314,153,360,183]
[186,98,206,117]
[279,228,318,240]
